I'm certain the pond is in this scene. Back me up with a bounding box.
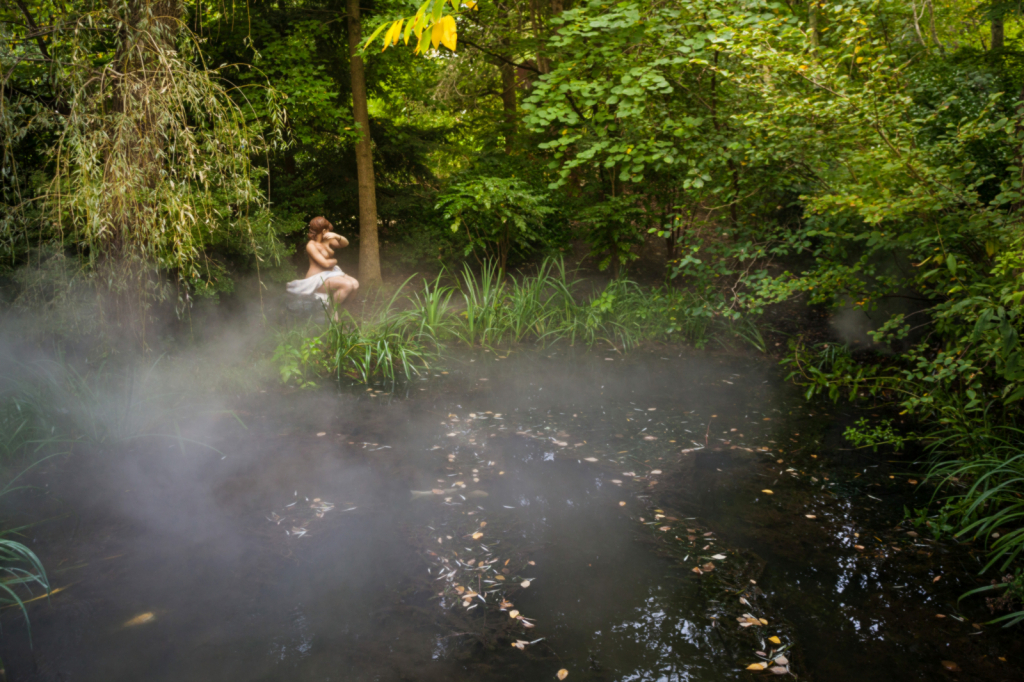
[3,349,1021,681]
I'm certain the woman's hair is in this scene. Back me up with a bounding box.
[308,216,332,240]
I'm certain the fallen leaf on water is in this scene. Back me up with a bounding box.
[758,618,768,625]
[701,562,715,572]
[521,580,531,588]
[739,597,749,606]
[768,636,781,645]
[650,469,662,475]
[509,610,520,619]
[933,575,942,583]
[659,526,671,531]
[769,666,788,675]
[746,663,766,671]
[557,670,569,680]
[941,661,961,672]
[316,432,326,437]
[774,655,789,666]
[496,575,506,581]
[854,544,865,550]
[472,532,484,540]
[512,640,528,650]
[805,514,816,519]
[123,612,155,627]
[908,479,918,485]
[619,501,626,507]
[528,560,536,566]
[692,567,703,575]
[432,489,444,495]
[762,490,774,495]
[611,479,623,485]
[643,436,657,441]
[712,554,726,560]
[584,457,599,462]
[480,521,487,527]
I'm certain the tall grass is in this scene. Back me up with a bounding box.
[923,424,1024,625]
[275,257,738,386]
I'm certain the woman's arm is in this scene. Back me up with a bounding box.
[324,232,349,248]
[306,241,337,268]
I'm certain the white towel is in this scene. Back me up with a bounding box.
[286,266,345,301]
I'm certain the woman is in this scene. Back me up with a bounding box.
[286,216,359,317]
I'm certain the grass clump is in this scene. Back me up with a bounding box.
[275,258,740,387]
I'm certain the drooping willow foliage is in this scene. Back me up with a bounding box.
[1,0,285,334]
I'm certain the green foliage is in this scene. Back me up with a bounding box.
[436,177,555,271]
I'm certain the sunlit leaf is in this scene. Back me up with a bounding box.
[557,669,569,680]
[768,636,781,644]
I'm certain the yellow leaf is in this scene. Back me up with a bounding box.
[746,663,766,671]
[382,21,400,51]
[123,612,155,627]
[392,19,404,45]
[464,0,477,8]
[768,636,782,644]
[509,609,520,618]
[472,532,483,539]
[440,15,458,51]
[557,670,569,680]
[431,20,443,50]
[762,489,773,494]
[413,7,426,38]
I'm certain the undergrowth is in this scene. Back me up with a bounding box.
[273,257,754,388]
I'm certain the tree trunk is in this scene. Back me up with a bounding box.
[992,14,1005,51]
[347,0,382,287]
[500,61,518,153]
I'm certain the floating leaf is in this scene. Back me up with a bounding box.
[521,580,531,588]
[659,526,671,532]
[774,656,789,666]
[746,663,766,671]
[762,490,774,494]
[584,457,599,462]
[650,469,662,475]
[316,432,326,437]
[509,609,520,619]
[701,562,715,572]
[712,554,726,560]
[768,636,781,645]
[557,669,569,680]
[805,514,816,519]
[123,612,155,627]
[769,666,788,675]
[432,489,444,495]
[472,532,483,540]
[941,661,961,672]
[619,501,626,507]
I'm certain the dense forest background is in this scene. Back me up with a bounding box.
[5,0,1024,626]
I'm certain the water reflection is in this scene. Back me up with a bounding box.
[3,350,1020,682]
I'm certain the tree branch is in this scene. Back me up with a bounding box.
[13,0,52,61]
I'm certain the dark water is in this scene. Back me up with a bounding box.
[3,350,1021,681]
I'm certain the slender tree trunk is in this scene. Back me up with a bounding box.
[500,61,517,153]
[347,0,381,286]
[992,14,1005,51]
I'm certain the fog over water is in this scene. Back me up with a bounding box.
[2,337,1019,681]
